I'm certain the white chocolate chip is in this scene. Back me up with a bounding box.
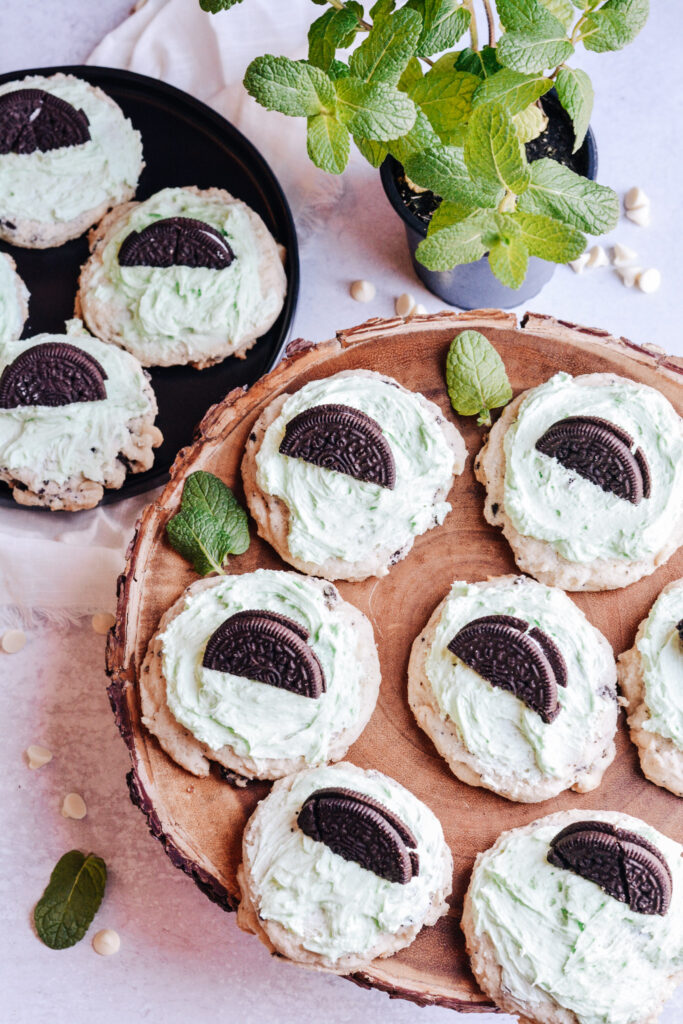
[625,205,651,227]
[587,244,609,268]
[611,243,638,267]
[624,186,650,210]
[568,253,590,274]
[26,745,52,770]
[395,292,416,317]
[637,268,661,294]
[91,612,116,636]
[2,629,26,654]
[61,793,87,819]
[92,929,121,956]
[617,265,642,288]
[349,279,376,303]
[413,303,427,315]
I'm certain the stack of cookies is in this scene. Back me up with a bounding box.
[0,72,287,509]
[140,351,683,1024]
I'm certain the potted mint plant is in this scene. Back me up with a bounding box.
[201,0,648,309]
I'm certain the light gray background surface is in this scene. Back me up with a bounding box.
[0,3,681,1024]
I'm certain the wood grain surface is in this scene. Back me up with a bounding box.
[106,309,683,1012]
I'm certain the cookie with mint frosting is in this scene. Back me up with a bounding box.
[0,73,143,248]
[0,319,161,510]
[408,575,617,803]
[236,761,452,972]
[462,809,683,1024]
[0,252,28,343]
[475,372,683,591]
[618,577,683,797]
[242,369,466,582]
[140,570,381,781]
[77,186,287,368]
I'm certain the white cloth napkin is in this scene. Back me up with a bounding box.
[1,0,341,619]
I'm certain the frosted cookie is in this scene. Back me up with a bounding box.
[236,761,452,972]
[618,578,683,797]
[408,576,617,803]
[140,570,381,781]
[242,369,466,582]
[0,319,161,510]
[76,186,287,368]
[475,372,683,591]
[0,253,28,342]
[463,809,683,1024]
[0,74,143,248]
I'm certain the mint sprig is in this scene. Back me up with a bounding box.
[446,329,512,427]
[166,470,250,577]
[34,851,107,950]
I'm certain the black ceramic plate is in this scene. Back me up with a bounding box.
[0,64,299,507]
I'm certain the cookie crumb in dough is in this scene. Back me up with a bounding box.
[92,929,120,956]
[61,793,87,819]
[2,629,26,653]
[91,612,116,635]
[26,745,52,770]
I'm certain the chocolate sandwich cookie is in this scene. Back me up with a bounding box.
[463,809,683,1024]
[408,575,617,803]
[0,319,161,510]
[0,73,143,249]
[76,186,286,369]
[236,762,452,973]
[139,570,381,781]
[242,369,467,583]
[618,576,683,797]
[475,371,683,591]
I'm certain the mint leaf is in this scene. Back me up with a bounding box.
[514,101,548,142]
[410,68,479,144]
[538,0,575,29]
[335,77,416,140]
[307,113,350,173]
[349,8,422,85]
[498,26,574,73]
[356,136,389,167]
[446,330,512,426]
[472,68,552,116]
[428,199,474,231]
[407,0,471,56]
[517,158,619,233]
[387,109,440,162]
[455,45,502,78]
[34,851,107,950]
[464,103,530,194]
[308,7,359,72]
[200,0,244,10]
[555,67,593,150]
[371,0,396,14]
[166,470,250,576]
[497,0,560,31]
[582,0,649,52]
[398,56,424,93]
[328,60,351,81]
[489,234,529,288]
[510,209,586,262]
[244,57,335,117]
[416,209,499,270]
[404,145,503,206]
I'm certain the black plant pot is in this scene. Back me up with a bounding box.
[380,93,599,310]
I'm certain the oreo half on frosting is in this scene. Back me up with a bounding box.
[279,403,396,489]
[118,216,235,270]
[0,88,90,155]
[548,819,672,915]
[0,342,107,409]
[297,787,419,884]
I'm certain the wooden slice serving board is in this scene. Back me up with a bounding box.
[107,310,683,1012]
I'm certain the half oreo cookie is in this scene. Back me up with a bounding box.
[118,217,235,270]
[279,403,396,489]
[297,787,419,884]
[548,819,672,915]
[0,89,90,155]
[448,614,568,723]
[202,609,325,699]
[535,415,651,505]
[0,342,107,409]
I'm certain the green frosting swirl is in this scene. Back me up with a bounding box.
[469,811,683,1024]
[89,187,282,361]
[425,577,616,785]
[0,74,142,225]
[255,372,456,566]
[161,570,368,763]
[503,373,683,563]
[248,763,448,962]
[637,579,683,750]
[0,254,25,344]
[0,320,154,485]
